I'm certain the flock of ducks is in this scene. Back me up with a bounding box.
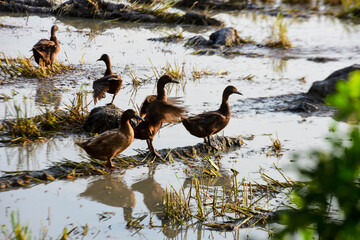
[32,25,242,168]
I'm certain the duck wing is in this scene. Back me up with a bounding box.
[146,100,186,124]
[33,39,56,52]
[93,75,118,104]
[139,95,156,118]
[140,96,184,119]
[183,111,227,137]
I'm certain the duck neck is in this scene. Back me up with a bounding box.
[50,28,59,44]
[218,93,231,117]
[156,82,167,101]
[104,59,113,76]
[120,118,132,134]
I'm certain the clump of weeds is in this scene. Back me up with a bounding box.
[63,85,90,127]
[163,168,294,232]
[5,97,45,143]
[337,0,360,18]
[3,86,89,143]
[266,134,283,157]
[265,13,292,49]
[0,52,73,79]
[132,0,180,19]
[0,210,83,240]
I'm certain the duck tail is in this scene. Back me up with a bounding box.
[75,141,85,148]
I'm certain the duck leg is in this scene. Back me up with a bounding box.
[106,157,115,168]
[147,139,163,159]
[107,94,116,105]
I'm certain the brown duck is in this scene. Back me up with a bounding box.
[93,54,123,105]
[139,95,183,119]
[32,25,60,67]
[182,85,242,148]
[76,109,144,168]
[134,75,186,158]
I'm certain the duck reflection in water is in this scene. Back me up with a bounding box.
[80,175,136,221]
[35,80,62,110]
[131,166,181,239]
[131,171,165,219]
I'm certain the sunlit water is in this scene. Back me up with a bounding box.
[0,10,359,239]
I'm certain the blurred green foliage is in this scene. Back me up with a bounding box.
[327,71,360,123]
[277,71,360,239]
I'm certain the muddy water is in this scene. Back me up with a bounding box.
[0,10,359,239]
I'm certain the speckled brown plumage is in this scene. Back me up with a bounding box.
[134,75,186,158]
[32,25,60,67]
[182,85,242,148]
[93,54,123,105]
[76,109,143,168]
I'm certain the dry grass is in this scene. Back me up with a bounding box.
[265,13,292,49]
[163,167,294,229]
[3,86,89,144]
[0,52,72,79]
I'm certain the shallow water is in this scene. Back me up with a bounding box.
[0,9,359,239]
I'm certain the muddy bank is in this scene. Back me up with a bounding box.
[0,135,243,190]
[176,0,258,11]
[307,64,360,101]
[149,27,339,62]
[234,65,360,116]
[239,93,334,116]
[0,0,223,26]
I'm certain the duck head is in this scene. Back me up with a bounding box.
[122,109,144,122]
[223,85,242,97]
[97,54,110,63]
[158,74,179,86]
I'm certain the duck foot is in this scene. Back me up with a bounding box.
[105,160,119,170]
[151,150,164,160]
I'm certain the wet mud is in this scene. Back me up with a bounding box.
[0,135,243,189]
[0,0,223,26]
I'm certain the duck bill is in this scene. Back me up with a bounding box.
[171,80,180,84]
[96,58,101,61]
[236,91,243,95]
[136,116,145,121]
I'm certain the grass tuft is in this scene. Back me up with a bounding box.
[163,169,294,229]
[265,13,292,49]
[0,52,73,79]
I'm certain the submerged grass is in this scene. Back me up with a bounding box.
[0,211,84,240]
[0,52,73,79]
[3,86,89,144]
[63,85,90,126]
[265,13,292,49]
[163,168,294,230]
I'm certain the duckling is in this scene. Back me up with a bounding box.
[32,25,60,67]
[182,85,242,149]
[76,109,144,168]
[134,75,186,158]
[93,54,123,105]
